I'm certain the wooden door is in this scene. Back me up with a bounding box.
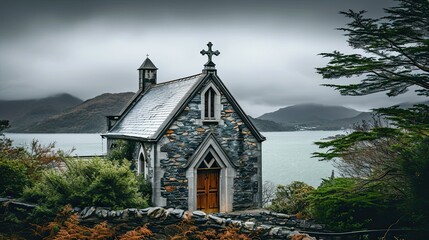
[197,169,219,213]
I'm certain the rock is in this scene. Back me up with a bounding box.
[244,221,255,230]
[269,227,281,236]
[171,209,185,219]
[165,186,177,192]
[287,219,297,226]
[225,218,232,226]
[109,210,116,217]
[312,224,323,230]
[148,207,168,219]
[80,207,89,216]
[128,208,137,216]
[274,213,290,219]
[72,207,81,213]
[194,218,208,224]
[101,209,109,218]
[122,209,130,220]
[83,206,96,219]
[116,210,124,217]
[192,210,207,218]
[95,209,102,217]
[208,215,224,224]
[231,220,242,227]
[140,207,151,215]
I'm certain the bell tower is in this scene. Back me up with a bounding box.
[138,56,158,92]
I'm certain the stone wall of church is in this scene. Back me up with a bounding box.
[158,80,262,211]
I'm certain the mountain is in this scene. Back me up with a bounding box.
[248,116,296,132]
[257,103,373,131]
[25,92,135,133]
[0,93,83,131]
[258,103,362,123]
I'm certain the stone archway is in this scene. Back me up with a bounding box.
[186,134,237,212]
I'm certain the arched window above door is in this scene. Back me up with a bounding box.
[201,83,221,123]
[198,152,220,170]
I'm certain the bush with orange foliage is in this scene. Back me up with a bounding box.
[0,137,66,198]
[118,225,154,240]
[34,205,155,240]
[165,219,252,240]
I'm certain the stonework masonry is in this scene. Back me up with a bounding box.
[0,198,319,240]
[153,79,262,211]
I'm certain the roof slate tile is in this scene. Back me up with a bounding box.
[106,74,203,139]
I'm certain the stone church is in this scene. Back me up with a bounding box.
[103,42,265,213]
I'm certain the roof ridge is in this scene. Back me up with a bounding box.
[154,73,203,87]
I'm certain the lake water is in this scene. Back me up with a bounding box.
[4,131,345,187]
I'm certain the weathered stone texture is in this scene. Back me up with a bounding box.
[158,80,262,210]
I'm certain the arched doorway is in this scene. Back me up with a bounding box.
[186,134,237,213]
[197,152,220,213]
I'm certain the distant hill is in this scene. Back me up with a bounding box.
[248,116,296,132]
[258,103,362,123]
[25,92,135,133]
[257,103,373,131]
[0,93,83,131]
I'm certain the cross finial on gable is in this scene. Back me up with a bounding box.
[200,42,220,71]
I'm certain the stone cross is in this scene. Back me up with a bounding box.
[200,42,220,67]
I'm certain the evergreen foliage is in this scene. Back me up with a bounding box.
[0,158,31,197]
[314,0,429,230]
[397,137,429,226]
[107,140,136,162]
[309,178,401,231]
[316,0,429,97]
[0,120,9,133]
[136,174,153,205]
[23,158,148,216]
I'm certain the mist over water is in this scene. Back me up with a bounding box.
[5,131,344,187]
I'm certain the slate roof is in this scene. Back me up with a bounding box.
[105,74,203,140]
[138,57,158,70]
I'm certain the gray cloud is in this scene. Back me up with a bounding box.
[1,0,424,117]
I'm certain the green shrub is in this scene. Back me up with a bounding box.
[0,158,31,197]
[23,158,148,216]
[269,181,314,217]
[399,137,429,227]
[136,174,152,205]
[309,178,400,231]
[107,140,135,162]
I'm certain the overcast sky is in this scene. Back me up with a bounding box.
[0,0,426,117]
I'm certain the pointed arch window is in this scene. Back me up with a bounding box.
[201,83,221,122]
[204,88,216,120]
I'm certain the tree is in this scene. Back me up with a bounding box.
[316,0,429,97]
[314,0,429,228]
[262,180,276,207]
[269,181,314,218]
[0,120,9,134]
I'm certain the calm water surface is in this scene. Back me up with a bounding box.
[5,131,345,187]
[5,133,106,156]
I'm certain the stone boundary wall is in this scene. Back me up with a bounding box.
[0,198,319,239]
